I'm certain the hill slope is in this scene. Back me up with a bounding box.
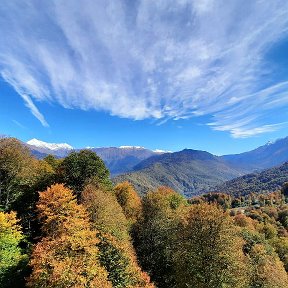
[114,149,246,197]
[213,162,288,196]
[89,147,162,175]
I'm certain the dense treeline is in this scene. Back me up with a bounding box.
[0,137,288,287]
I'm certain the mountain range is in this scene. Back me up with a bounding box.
[222,137,288,171]
[26,138,167,176]
[24,136,288,197]
[114,137,288,197]
[114,149,245,197]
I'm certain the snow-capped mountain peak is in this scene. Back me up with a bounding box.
[265,140,274,146]
[119,146,145,149]
[27,138,73,151]
[153,149,172,153]
[118,146,171,153]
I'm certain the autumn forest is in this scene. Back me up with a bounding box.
[1,137,288,288]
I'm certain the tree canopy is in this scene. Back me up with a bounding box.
[27,184,112,288]
[58,150,112,194]
[0,211,27,287]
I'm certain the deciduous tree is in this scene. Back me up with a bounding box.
[249,243,288,287]
[27,184,111,288]
[81,185,153,288]
[0,138,33,210]
[114,181,142,223]
[174,203,249,288]
[133,187,187,288]
[0,211,27,287]
[270,237,288,271]
[58,150,112,195]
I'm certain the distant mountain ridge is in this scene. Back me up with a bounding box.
[88,146,164,175]
[221,136,288,171]
[114,136,288,197]
[26,138,167,176]
[27,138,73,151]
[9,135,288,197]
[26,139,73,158]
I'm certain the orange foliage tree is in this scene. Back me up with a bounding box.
[27,184,111,288]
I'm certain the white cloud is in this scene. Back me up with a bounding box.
[0,0,288,136]
[230,123,288,139]
[21,94,49,127]
[176,67,202,82]
[1,69,49,127]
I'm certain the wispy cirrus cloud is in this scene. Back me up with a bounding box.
[0,0,288,137]
[12,120,27,130]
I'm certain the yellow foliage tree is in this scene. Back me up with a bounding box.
[249,243,288,287]
[81,184,154,288]
[0,211,27,287]
[114,181,142,223]
[133,187,187,287]
[270,237,288,271]
[174,203,249,288]
[27,184,111,288]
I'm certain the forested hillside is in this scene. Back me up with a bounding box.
[214,162,288,196]
[114,149,245,197]
[1,137,288,288]
[114,136,288,197]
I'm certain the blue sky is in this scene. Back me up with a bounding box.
[1,0,288,155]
